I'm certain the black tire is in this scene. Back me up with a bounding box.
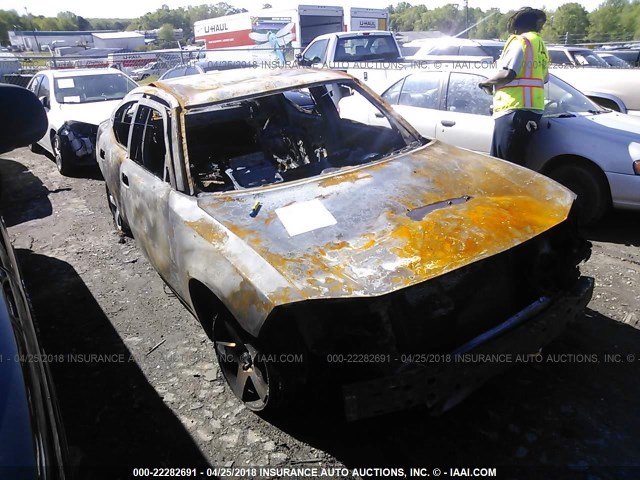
[52,134,73,176]
[547,162,610,226]
[105,185,131,236]
[213,313,289,412]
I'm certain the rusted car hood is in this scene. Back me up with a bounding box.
[195,141,575,302]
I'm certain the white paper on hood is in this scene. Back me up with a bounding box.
[276,199,337,236]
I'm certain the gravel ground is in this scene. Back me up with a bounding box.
[1,148,639,480]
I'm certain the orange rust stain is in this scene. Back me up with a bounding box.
[227,277,273,321]
[389,195,567,280]
[318,171,372,188]
[361,239,376,250]
[224,223,264,248]
[185,220,228,245]
[326,240,351,251]
[263,211,277,226]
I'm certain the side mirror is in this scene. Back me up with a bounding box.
[295,53,302,60]
[39,95,50,109]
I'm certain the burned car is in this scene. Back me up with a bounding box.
[96,68,593,420]
[27,68,137,175]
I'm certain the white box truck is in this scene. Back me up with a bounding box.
[194,5,344,64]
[347,7,389,31]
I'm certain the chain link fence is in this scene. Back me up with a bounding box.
[1,47,305,87]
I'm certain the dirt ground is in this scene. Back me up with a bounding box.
[1,148,639,480]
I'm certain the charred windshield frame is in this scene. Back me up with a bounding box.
[182,80,423,194]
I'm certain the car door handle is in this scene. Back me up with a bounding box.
[99,149,105,159]
[121,172,129,186]
[374,112,384,118]
[441,120,456,127]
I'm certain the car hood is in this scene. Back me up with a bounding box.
[585,110,640,134]
[53,100,120,126]
[194,141,575,306]
[552,67,640,111]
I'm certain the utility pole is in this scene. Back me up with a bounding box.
[24,7,40,52]
[465,0,469,38]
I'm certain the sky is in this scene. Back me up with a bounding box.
[0,0,606,19]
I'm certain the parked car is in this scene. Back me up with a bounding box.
[595,49,640,67]
[340,67,640,225]
[26,68,138,175]
[96,68,592,420]
[0,84,68,478]
[547,46,610,68]
[401,37,504,61]
[130,61,166,81]
[596,52,632,68]
[158,63,206,80]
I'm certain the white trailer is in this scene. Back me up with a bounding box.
[347,7,389,31]
[194,5,344,64]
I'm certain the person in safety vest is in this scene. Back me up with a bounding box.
[478,7,549,165]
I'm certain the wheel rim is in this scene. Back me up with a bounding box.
[214,315,270,410]
[106,187,123,231]
[53,136,64,172]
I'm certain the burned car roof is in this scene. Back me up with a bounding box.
[143,67,352,108]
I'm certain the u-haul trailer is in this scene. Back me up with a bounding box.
[348,7,389,31]
[194,5,344,63]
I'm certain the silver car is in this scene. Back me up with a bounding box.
[340,68,640,225]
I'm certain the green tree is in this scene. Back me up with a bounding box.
[545,3,589,43]
[0,9,24,44]
[56,11,78,31]
[158,22,176,43]
[588,0,633,42]
[473,9,504,39]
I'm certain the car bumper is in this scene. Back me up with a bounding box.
[342,276,594,421]
[607,171,640,210]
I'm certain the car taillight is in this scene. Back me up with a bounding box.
[633,159,640,175]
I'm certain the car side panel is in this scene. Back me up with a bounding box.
[435,110,493,154]
[393,105,438,140]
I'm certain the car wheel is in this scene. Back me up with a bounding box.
[52,134,72,176]
[213,313,287,412]
[548,162,610,226]
[105,185,131,236]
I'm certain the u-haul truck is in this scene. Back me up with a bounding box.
[194,5,344,64]
[347,7,389,31]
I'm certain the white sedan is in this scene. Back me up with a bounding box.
[27,68,137,175]
[340,69,640,225]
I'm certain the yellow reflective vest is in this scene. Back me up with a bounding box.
[494,32,548,113]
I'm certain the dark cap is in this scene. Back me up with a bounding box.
[507,7,546,33]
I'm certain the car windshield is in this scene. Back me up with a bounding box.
[572,50,609,67]
[545,74,606,115]
[479,44,504,61]
[335,35,399,61]
[55,73,137,104]
[601,54,629,68]
[184,80,422,192]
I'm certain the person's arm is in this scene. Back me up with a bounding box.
[479,39,522,92]
[479,69,517,92]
